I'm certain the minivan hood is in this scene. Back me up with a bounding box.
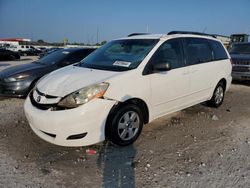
[37,65,121,97]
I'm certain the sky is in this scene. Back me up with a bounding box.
[0,0,250,44]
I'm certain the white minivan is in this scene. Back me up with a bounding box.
[24,31,232,147]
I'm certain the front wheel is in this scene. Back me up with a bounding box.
[208,82,225,108]
[106,104,144,146]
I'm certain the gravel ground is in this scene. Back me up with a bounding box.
[1,59,250,187]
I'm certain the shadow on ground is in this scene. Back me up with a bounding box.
[98,142,136,188]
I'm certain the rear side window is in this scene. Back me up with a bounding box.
[209,40,228,60]
[184,38,213,65]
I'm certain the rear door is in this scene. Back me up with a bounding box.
[145,38,190,118]
[183,37,215,103]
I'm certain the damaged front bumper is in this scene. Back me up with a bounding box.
[24,96,117,146]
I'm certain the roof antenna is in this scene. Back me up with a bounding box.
[202,27,207,33]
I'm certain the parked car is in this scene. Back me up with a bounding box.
[0,48,96,97]
[19,48,42,56]
[7,45,33,52]
[24,31,232,147]
[229,42,250,81]
[0,49,20,61]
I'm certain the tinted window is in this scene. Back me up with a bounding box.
[34,49,71,65]
[184,38,213,65]
[66,49,95,62]
[209,40,228,60]
[229,43,250,54]
[149,39,184,70]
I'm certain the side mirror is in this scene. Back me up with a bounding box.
[153,62,171,72]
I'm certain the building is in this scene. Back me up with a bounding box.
[0,38,31,47]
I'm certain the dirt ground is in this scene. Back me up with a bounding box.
[1,59,250,187]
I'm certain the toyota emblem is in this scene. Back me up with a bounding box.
[36,96,41,102]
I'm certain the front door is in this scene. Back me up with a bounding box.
[145,38,190,119]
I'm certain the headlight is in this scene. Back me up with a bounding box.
[4,74,30,82]
[57,82,109,108]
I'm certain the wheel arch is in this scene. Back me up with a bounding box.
[218,78,227,90]
[105,97,150,137]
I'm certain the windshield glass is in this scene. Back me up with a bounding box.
[35,49,70,65]
[229,43,250,54]
[78,39,159,71]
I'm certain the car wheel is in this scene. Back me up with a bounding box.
[208,82,225,108]
[106,104,144,146]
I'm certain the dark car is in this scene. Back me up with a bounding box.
[229,42,250,81]
[0,49,20,61]
[0,47,96,97]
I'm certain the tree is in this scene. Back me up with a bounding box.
[37,39,44,43]
[63,38,68,46]
[100,40,107,45]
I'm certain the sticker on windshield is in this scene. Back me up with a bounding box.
[113,61,131,67]
[62,51,70,54]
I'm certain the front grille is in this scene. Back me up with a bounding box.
[36,88,58,99]
[30,90,70,111]
[232,66,250,72]
[30,90,57,110]
[233,61,250,66]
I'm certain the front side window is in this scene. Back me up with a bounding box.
[147,38,184,72]
[78,39,159,71]
[184,38,213,65]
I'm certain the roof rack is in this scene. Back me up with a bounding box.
[128,33,150,37]
[168,31,216,38]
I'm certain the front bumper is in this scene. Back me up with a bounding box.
[24,96,116,147]
[232,72,250,81]
[0,79,33,97]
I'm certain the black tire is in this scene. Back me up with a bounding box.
[208,82,225,108]
[106,104,144,146]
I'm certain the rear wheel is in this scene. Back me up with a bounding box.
[208,82,225,108]
[106,104,144,146]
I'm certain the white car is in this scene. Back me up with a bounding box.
[24,31,232,147]
[7,45,32,52]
